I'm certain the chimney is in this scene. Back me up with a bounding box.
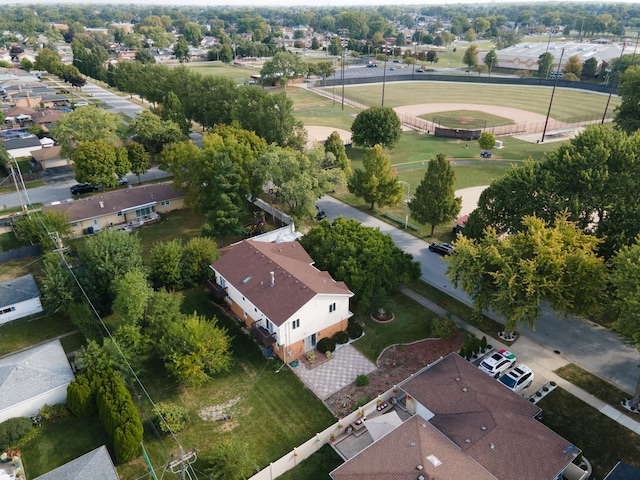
[98,201,104,208]
[270,271,275,287]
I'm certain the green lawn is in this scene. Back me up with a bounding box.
[351,289,439,362]
[278,444,343,480]
[0,313,77,357]
[135,209,206,259]
[539,388,640,479]
[330,82,619,121]
[554,364,636,417]
[184,62,260,84]
[420,109,515,128]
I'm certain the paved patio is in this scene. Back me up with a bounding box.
[291,344,377,400]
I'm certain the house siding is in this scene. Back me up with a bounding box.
[0,385,68,423]
[0,296,43,325]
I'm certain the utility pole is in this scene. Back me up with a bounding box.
[602,42,626,124]
[541,48,565,143]
[381,43,389,106]
[338,28,349,110]
[168,446,197,480]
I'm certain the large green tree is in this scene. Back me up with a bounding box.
[160,91,190,134]
[409,153,462,236]
[351,107,402,149]
[128,110,186,158]
[50,106,123,157]
[112,269,153,324]
[40,252,77,315]
[173,36,191,63]
[614,65,640,135]
[259,51,307,87]
[73,141,129,188]
[447,214,606,333]
[537,51,554,77]
[462,44,479,70]
[348,145,403,210]
[14,210,71,247]
[300,217,421,308]
[126,142,150,184]
[609,238,640,409]
[324,131,352,177]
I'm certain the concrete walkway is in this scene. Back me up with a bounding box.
[400,286,640,435]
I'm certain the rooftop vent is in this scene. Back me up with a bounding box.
[426,454,442,467]
[270,271,275,287]
[481,426,487,431]
[416,464,423,470]
[417,475,425,480]
[490,443,495,449]
[409,442,416,447]
[241,276,252,284]
[462,387,468,392]
[455,377,461,381]
[464,439,471,444]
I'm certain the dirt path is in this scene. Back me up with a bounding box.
[305,125,352,148]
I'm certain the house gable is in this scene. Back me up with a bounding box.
[33,445,119,480]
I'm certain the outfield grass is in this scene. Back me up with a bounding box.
[539,388,640,479]
[185,62,260,84]
[331,82,619,121]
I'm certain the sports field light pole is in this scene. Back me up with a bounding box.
[602,42,626,124]
[540,48,565,143]
[381,43,389,106]
[411,42,417,79]
[398,180,410,229]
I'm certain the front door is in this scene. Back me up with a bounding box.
[304,333,317,352]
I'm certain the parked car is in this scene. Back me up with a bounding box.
[428,242,456,256]
[390,67,396,71]
[70,183,98,195]
[366,63,378,67]
[498,365,534,392]
[117,176,128,185]
[73,101,89,108]
[480,150,492,158]
[316,206,326,221]
[479,349,516,378]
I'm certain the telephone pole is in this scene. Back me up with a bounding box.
[168,446,197,480]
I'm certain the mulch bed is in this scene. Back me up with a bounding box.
[324,332,464,417]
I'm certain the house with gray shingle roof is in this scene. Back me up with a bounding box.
[0,339,75,423]
[0,274,43,325]
[210,239,353,362]
[32,445,119,480]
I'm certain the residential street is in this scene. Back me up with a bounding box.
[317,195,640,395]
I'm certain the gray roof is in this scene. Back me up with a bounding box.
[2,136,42,150]
[604,462,640,480]
[0,274,41,307]
[0,339,75,413]
[33,445,120,480]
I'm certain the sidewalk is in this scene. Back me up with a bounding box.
[400,285,640,435]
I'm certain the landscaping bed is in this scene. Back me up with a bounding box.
[324,332,463,417]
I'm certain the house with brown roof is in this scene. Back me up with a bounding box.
[210,239,353,362]
[331,353,581,480]
[43,182,184,237]
[31,145,70,170]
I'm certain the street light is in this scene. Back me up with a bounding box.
[398,180,411,229]
[381,43,389,106]
[411,41,417,79]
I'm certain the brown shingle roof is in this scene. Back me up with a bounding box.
[212,240,352,325]
[43,182,183,223]
[32,145,63,161]
[32,109,64,124]
[331,415,497,480]
[401,354,577,480]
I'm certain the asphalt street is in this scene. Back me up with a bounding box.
[317,195,640,395]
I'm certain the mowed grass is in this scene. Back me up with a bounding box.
[185,61,260,84]
[288,86,358,131]
[538,388,640,479]
[331,82,618,121]
[0,313,77,357]
[421,109,515,128]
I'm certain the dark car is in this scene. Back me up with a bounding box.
[428,242,456,256]
[316,206,327,221]
[70,183,98,195]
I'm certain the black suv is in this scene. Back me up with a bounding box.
[428,242,456,256]
[70,183,98,195]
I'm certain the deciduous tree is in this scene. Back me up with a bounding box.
[462,44,479,70]
[126,141,150,184]
[50,106,123,157]
[614,65,640,135]
[72,140,127,188]
[409,153,462,236]
[173,36,191,63]
[259,51,307,87]
[128,110,186,158]
[112,269,153,324]
[351,106,402,149]
[348,144,403,210]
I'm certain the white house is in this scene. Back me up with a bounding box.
[210,239,353,362]
[0,274,43,325]
[1,134,42,159]
[33,445,120,480]
[0,339,75,423]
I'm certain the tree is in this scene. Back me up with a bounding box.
[158,312,233,386]
[150,239,185,290]
[484,49,498,72]
[73,141,127,188]
[582,57,598,79]
[447,214,606,334]
[112,269,153,324]
[537,51,554,78]
[126,142,150,183]
[182,22,203,46]
[348,145,403,210]
[128,110,186,158]
[14,210,71,247]
[614,65,640,135]
[462,44,479,70]
[204,439,258,480]
[478,131,496,150]
[409,153,462,236]
[328,38,342,56]
[426,50,438,64]
[563,54,583,77]
[183,237,220,286]
[20,57,33,71]
[316,61,336,85]
[79,229,144,312]
[160,91,190,135]
[173,36,191,63]
[311,37,321,50]
[259,51,307,87]
[299,217,421,308]
[219,43,234,63]
[351,107,402,149]
[324,131,352,177]
[134,49,156,64]
[40,253,77,315]
[50,106,122,157]
[609,238,640,409]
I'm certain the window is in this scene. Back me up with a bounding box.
[135,206,151,217]
[292,319,300,329]
[329,303,336,313]
[117,212,123,217]
[161,200,170,206]
[0,306,16,315]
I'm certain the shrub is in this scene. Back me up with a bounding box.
[347,321,363,340]
[354,395,372,408]
[550,381,556,387]
[67,375,96,417]
[480,336,487,350]
[0,417,32,450]
[332,331,349,344]
[38,404,70,423]
[155,402,190,434]
[317,337,336,354]
[432,315,458,340]
[355,374,369,387]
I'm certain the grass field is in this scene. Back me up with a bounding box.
[185,61,260,84]
[424,109,515,128]
[330,82,619,121]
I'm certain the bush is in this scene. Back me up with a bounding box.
[333,331,349,344]
[317,337,336,354]
[67,375,96,417]
[38,404,70,423]
[347,321,363,340]
[432,315,458,340]
[355,374,369,387]
[480,336,487,350]
[154,402,190,434]
[0,417,32,450]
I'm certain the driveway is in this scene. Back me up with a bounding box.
[317,195,640,395]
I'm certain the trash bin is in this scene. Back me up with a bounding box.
[87,226,94,234]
